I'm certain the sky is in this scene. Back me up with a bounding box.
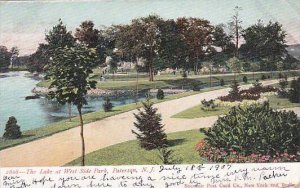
[0,0,299,55]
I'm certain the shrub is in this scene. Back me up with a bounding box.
[261,74,266,80]
[243,76,248,83]
[201,99,217,111]
[220,79,225,86]
[267,75,271,79]
[191,82,201,91]
[289,78,300,103]
[102,97,113,112]
[132,99,168,150]
[182,71,187,78]
[3,116,22,139]
[278,78,289,98]
[198,103,300,162]
[278,72,283,79]
[156,89,165,100]
[229,80,240,97]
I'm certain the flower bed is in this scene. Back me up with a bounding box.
[196,140,300,163]
[218,82,278,102]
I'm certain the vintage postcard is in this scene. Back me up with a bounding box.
[0,0,299,187]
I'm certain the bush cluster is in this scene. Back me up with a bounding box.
[201,99,217,111]
[198,103,300,163]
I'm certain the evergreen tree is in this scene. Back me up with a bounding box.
[243,75,248,83]
[132,99,167,150]
[156,89,165,100]
[229,80,240,97]
[3,116,22,139]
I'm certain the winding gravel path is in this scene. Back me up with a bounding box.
[0,79,298,167]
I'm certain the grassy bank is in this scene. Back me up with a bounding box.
[36,70,300,90]
[172,95,300,119]
[66,129,205,166]
[1,87,226,150]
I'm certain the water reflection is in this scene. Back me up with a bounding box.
[0,71,147,135]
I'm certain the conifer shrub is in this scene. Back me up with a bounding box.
[198,103,300,162]
[132,99,168,150]
[156,89,165,100]
[3,116,22,139]
[102,97,113,112]
[243,75,248,83]
[289,78,300,103]
[220,79,225,86]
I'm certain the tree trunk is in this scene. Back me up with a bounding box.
[149,63,154,82]
[68,103,72,121]
[235,19,239,57]
[77,106,85,166]
[135,69,139,105]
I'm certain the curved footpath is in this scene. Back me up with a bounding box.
[0,79,299,167]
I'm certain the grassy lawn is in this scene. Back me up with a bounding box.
[1,88,226,151]
[172,95,300,119]
[66,129,205,166]
[37,70,300,90]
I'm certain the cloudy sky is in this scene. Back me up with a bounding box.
[0,0,299,55]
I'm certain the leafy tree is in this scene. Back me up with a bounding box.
[0,46,11,71]
[158,19,188,70]
[75,20,99,48]
[132,99,167,150]
[228,6,243,57]
[240,21,287,68]
[45,19,76,52]
[10,46,19,68]
[212,24,235,56]
[3,116,22,139]
[226,57,243,80]
[176,17,214,73]
[45,45,97,166]
[27,19,75,72]
[27,44,49,73]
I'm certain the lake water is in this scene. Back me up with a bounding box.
[0,71,147,135]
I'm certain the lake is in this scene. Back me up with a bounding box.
[0,71,147,135]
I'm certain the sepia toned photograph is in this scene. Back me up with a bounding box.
[0,0,299,169]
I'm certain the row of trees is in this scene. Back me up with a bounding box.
[26,8,298,80]
[0,46,20,71]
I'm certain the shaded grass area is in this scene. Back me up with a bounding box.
[37,70,300,90]
[172,95,300,119]
[66,129,205,166]
[1,89,215,150]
